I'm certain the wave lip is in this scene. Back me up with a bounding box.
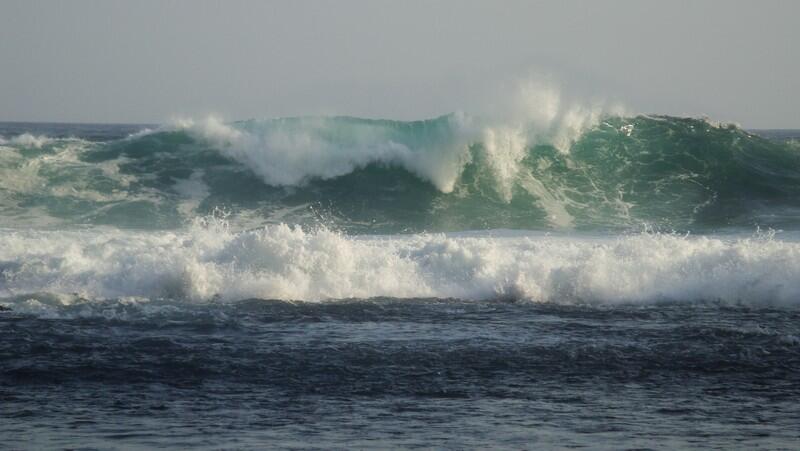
[176,114,477,193]
[1,222,799,307]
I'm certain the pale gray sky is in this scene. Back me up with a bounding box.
[0,0,797,128]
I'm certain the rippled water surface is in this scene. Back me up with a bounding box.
[2,299,799,449]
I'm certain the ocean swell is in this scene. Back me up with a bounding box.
[0,112,799,232]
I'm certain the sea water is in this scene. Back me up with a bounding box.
[1,116,799,449]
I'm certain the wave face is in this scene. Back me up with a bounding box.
[1,115,799,232]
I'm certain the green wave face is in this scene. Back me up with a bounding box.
[1,115,799,232]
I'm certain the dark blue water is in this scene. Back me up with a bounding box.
[2,299,799,449]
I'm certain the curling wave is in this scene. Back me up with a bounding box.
[1,113,799,232]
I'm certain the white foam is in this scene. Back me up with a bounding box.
[1,221,798,307]
[0,133,54,149]
[0,140,143,204]
[174,115,474,193]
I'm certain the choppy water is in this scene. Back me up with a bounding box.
[1,116,799,449]
[2,300,799,449]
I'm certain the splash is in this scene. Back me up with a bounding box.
[0,133,53,149]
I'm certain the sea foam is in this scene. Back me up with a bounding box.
[0,133,54,149]
[1,220,798,306]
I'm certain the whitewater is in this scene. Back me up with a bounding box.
[2,223,800,307]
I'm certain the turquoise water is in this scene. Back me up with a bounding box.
[2,116,799,233]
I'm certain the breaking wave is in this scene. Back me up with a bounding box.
[1,110,798,232]
[1,218,799,307]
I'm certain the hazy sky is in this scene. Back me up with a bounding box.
[0,0,797,127]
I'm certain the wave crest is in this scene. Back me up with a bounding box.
[175,114,476,193]
[0,110,798,232]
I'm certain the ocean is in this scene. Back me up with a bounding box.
[1,116,799,449]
